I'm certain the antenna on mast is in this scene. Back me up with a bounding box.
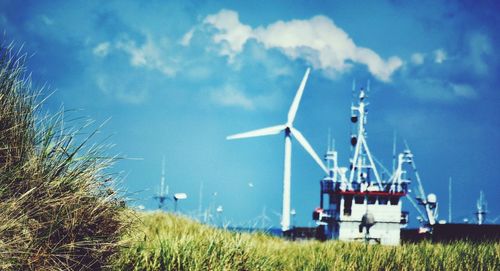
[348,82,382,188]
[326,128,336,152]
[327,128,331,152]
[392,131,397,173]
[350,79,356,153]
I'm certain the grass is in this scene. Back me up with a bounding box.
[114,212,500,271]
[0,44,130,270]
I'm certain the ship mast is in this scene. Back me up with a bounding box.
[348,87,382,190]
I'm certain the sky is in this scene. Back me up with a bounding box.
[1,0,499,228]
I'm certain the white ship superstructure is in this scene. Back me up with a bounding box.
[313,86,410,245]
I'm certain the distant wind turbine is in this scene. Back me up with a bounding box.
[153,156,169,210]
[227,68,328,232]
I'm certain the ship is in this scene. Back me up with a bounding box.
[307,84,499,244]
[310,86,411,245]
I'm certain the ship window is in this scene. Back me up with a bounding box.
[351,182,359,191]
[379,196,388,205]
[343,195,353,216]
[354,195,364,204]
[367,195,376,205]
[329,195,339,204]
[390,197,399,205]
[322,180,333,191]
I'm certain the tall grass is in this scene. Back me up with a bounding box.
[114,212,499,271]
[0,44,129,270]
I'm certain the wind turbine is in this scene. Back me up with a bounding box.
[153,156,169,210]
[227,68,328,232]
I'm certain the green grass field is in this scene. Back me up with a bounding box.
[113,212,499,271]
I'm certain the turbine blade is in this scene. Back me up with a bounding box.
[290,127,328,174]
[287,68,310,125]
[226,124,286,140]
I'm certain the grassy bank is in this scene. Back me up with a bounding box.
[0,45,128,270]
[114,212,499,271]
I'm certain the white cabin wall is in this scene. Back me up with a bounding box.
[337,195,402,245]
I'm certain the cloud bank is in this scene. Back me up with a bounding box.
[191,9,403,82]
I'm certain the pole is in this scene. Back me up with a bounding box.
[282,131,292,232]
[161,156,166,197]
[448,177,452,223]
[392,131,397,173]
[198,180,203,219]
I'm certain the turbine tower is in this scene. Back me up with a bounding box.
[475,190,487,225]
[227,68,328,232]
[154,156,169,210]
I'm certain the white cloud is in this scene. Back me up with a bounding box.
[93,42,110,57]
[468,33,492,75]
[40,15,54,26]
[185,65,213,80]
[434,49,447,64]
[116,36,176,77]
[210,84,254,110]
[180,28,195,46]
[452,84,476,98]
[405,78,477,102]
[203,10,254,62]
[116,39,147,66]
[404,33,490,102]
[198,10,402,82]
[96,75,148,105]
[411,53,424,65]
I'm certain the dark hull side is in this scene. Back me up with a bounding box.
[402,224,500,243]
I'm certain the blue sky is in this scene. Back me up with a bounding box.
[1,0,499,227]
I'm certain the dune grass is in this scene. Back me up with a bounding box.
[114,212,499,271]
[0,44,129,270]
